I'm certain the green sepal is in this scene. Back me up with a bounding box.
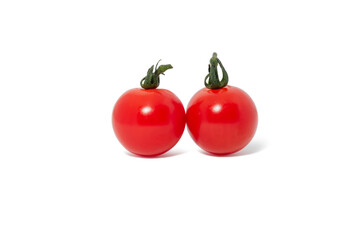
[204,52,229,89]
[156,64,173,75]
[140,60,173,89]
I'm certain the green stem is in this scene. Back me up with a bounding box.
[140,60,173,89]
[204,52,229,89]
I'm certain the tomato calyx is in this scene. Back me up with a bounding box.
[204,52,229,89]
[140,60,173,89]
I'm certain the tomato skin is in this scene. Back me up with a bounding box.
[112,88,185,156]
[186,85,258,155]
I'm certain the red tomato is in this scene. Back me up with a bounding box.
[186,53,258,155]
[113,89,185,156]
[112,61,185,156]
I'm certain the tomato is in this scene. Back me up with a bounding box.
[187,86,257,155]
[186,53,258,155]
[112,61,185,156]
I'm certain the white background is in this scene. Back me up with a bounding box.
[1,0,360,239]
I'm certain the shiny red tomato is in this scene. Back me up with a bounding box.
[112,61,185,156]
[186,53,258,155]
[187,86,257,155]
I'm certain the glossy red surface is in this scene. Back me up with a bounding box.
[186,86,258,155]
[112,88,185,156]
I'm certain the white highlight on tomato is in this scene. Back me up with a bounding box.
[141,106,152,115]
[212,104,222,113]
